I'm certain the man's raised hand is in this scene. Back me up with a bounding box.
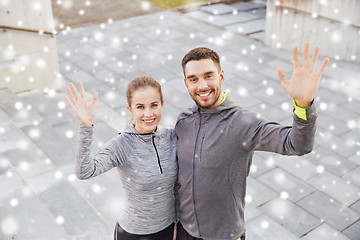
[277,42,329,108]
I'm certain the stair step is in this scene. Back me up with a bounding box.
[21,121,76,168]
[0,90,44,128]
[16,90,73,127]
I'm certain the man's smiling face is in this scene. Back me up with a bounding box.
[184,58,224,109]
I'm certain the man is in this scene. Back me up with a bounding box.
[174,42,329,240]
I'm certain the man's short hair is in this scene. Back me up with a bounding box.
[181,47,221,73]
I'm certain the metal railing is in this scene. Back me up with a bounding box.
[0,25,55,37]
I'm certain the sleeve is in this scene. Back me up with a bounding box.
[293,99,308,120]
[75,125,127,179]
[247,103,317,155]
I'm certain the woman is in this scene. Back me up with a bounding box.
[65,76,177,240]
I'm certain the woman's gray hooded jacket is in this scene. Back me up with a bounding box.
[76,124,177,234]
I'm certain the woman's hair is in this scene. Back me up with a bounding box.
[126,76,163,107]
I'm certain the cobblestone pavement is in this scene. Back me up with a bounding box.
[1,1,359,239]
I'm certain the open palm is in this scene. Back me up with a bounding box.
[64,82,98,126]
[277,42,329,108]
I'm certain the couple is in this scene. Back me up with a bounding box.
[65,43,329,240]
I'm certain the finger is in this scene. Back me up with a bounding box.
[302,42,310,68]
[78,82,86,98]
[66,86,76,103]
[64,95,73,108]
[91,92,99,107]
[292,45,300,69]
[317,58,329,76]
[277,68,287,85]
[64,96,76,113]
[310,46,320,71]
[69,82,80,100]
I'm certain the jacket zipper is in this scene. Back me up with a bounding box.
[192,109,202,236]
[152,135,163,174]
[199,135,205,161]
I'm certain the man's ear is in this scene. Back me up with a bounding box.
[219,70,225,84]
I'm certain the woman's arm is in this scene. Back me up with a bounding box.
[65,82,121,179]
[76,125,121,179]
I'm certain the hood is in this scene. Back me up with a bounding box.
[196,97,238,115]
[177,97,239,124]
[121,124,160,141]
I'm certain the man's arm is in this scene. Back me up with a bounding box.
[247,43,328,155]
[248,107,317,156]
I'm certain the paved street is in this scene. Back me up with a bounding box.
[1,1,359,239]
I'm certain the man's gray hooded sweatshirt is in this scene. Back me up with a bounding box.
[175,97,317,240]
[76,124,177,234]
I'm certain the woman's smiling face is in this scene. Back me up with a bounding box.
[127,86,163,134]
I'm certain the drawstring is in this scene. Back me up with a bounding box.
[152,135,163,174]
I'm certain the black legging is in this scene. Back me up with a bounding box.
[114,222,175,240]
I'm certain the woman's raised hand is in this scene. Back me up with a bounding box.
[65,82,98,126]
